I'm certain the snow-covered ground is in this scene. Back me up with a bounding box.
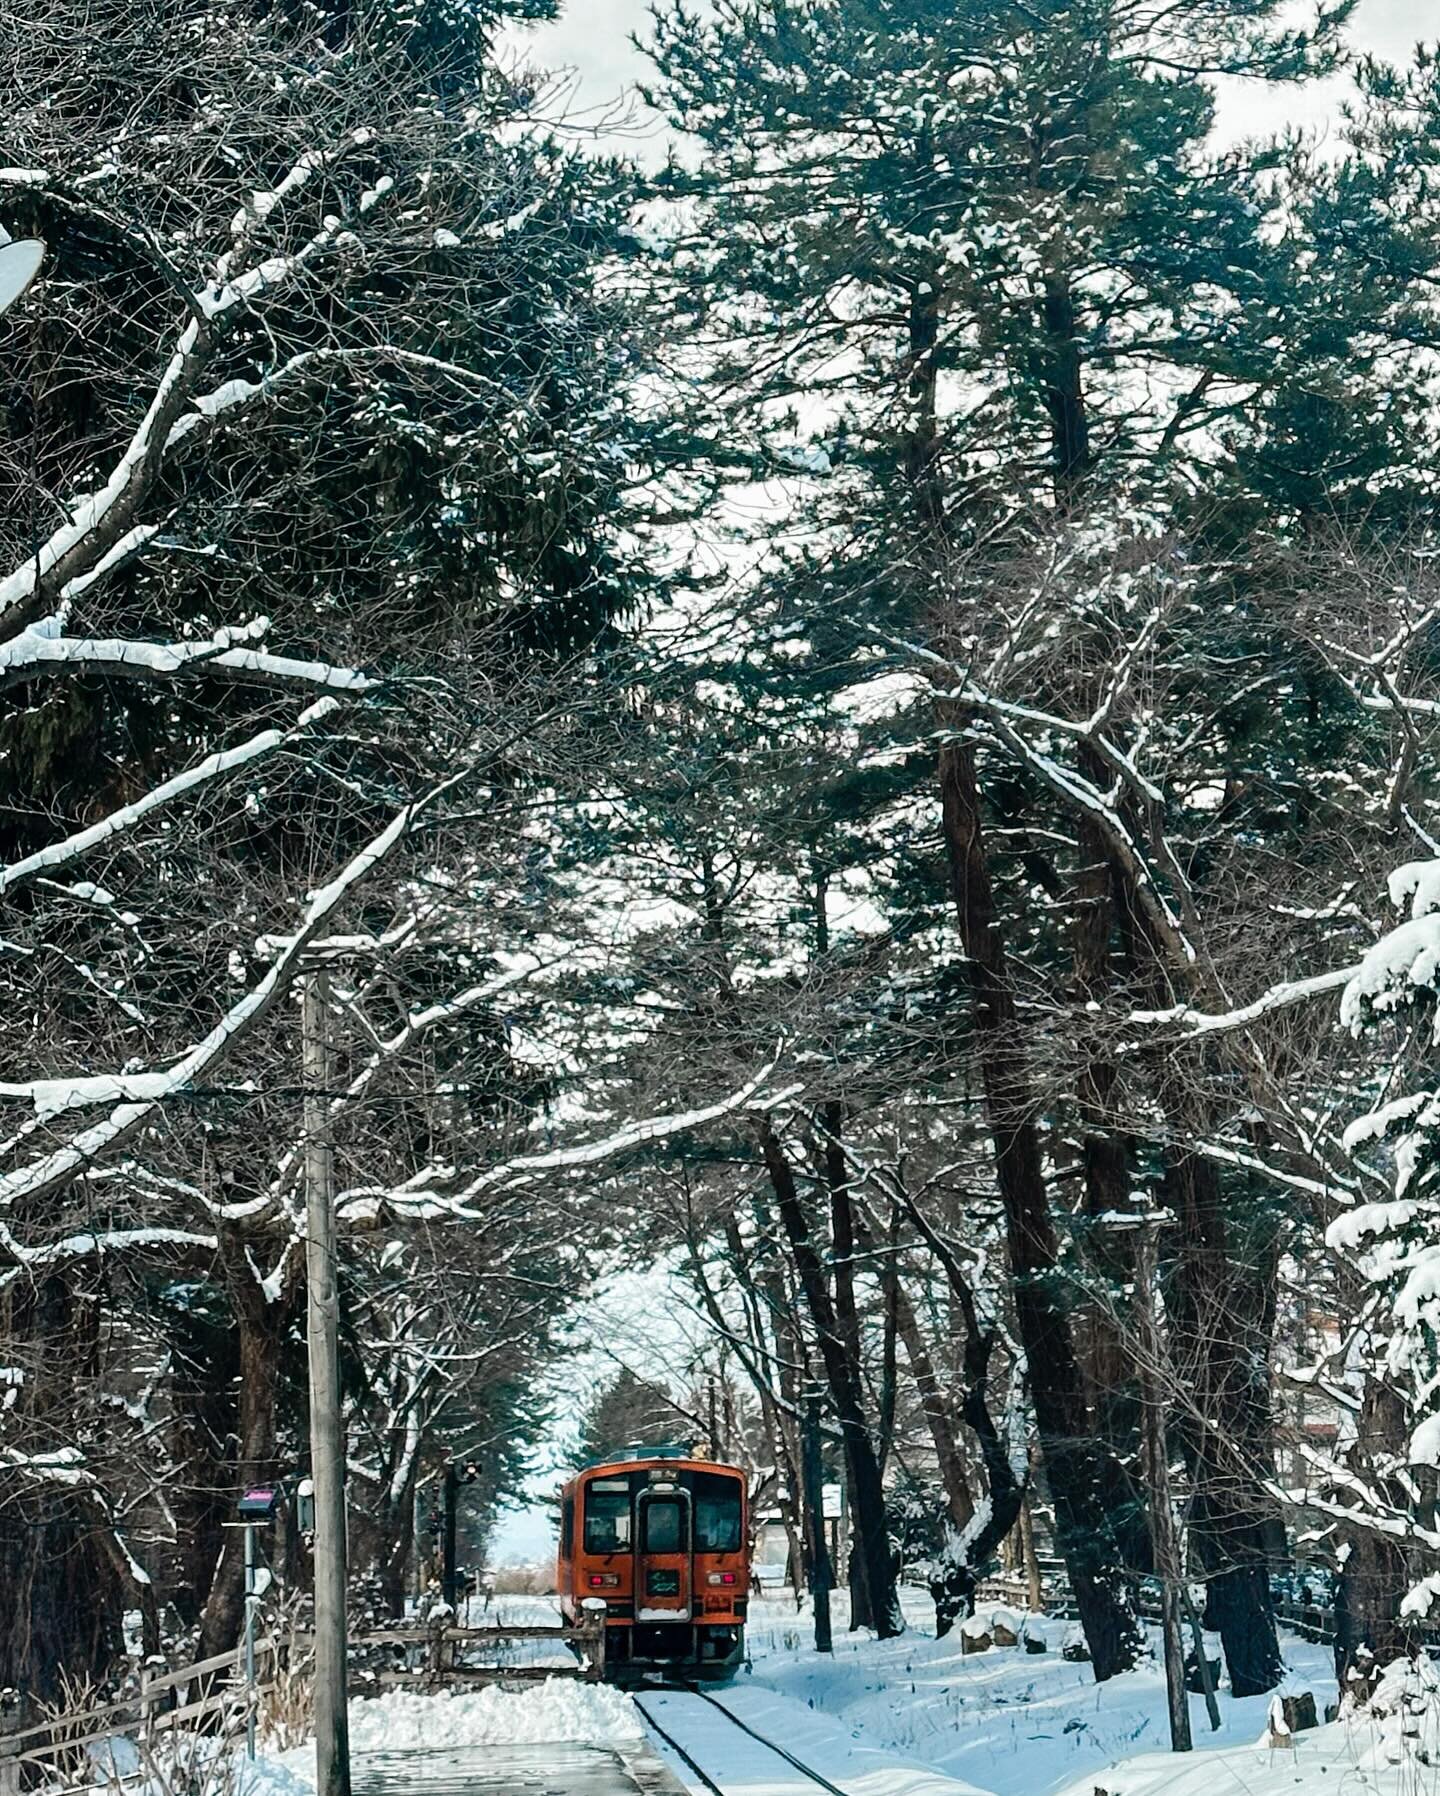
[639,1684,993,1795]
[236,1586,1440,1796]
[737,1590,1439,1796]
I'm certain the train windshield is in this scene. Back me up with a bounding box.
[584,1481,632,1553]
[692,1471,742,1552]
[642,1498,684,1552]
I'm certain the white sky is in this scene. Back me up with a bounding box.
[490,1261,714,1564]
[510,0,1434,158]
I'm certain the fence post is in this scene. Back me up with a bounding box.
[140,1665,158,1761]
[580,1598,607,1682]
[0,1687,22,1796]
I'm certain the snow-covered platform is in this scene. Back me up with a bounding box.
[258,1675,687,1796]
[351,1742,687,1795]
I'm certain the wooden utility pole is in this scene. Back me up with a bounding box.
[1133,1222,1191,1753]
[442,1461,459,1611]
[304,971,351,1796]
[802,1390,833,1653]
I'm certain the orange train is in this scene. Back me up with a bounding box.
[556,1447,748,1682]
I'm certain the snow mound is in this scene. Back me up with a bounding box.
[238,1755,316,1796]
[346,1678,642,1751]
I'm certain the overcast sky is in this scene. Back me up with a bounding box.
[509,0,1436,158]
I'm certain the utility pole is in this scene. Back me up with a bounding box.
[802,1390,833,1653]
[244,1520,258,1760]
[304,971,351,1796]
[442,1461,459,1611]
[1133,1221,1191,1753]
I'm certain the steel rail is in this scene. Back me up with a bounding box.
[633,1684,851,1796]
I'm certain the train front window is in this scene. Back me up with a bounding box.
[643,1498,684,1553]
[693,1473,742,1552]
[584,1482,632,1553]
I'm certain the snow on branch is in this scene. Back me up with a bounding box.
[878,629,1200,965]
[0,617,375,694]
[0,697,343,896]
[0,143,390,638]
[338,1062,804,1220]
[1126,964,1356,1038]
[0,1224,216,1282]
[0,762,473,1207]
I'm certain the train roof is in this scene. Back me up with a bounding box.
[580,1441,693,1468]
[564,1451,746,1485]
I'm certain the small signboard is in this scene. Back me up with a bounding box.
[237,1485,282,1519]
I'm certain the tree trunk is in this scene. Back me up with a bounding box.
[199,1227,293,1657]
[1162,1151,1283,1699]
[379,1494,416,1621]
[170,1304,240,1626]
[1070,774,1149,1574]
[1040,273,1090,494]
[758,1121,903,1639]
[1334,1376,1416,1696]
[939,738,1141,1678]
[0,1265,127,1692]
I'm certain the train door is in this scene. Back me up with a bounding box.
[636,1483,691,1621]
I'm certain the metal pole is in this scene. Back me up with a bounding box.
[802,1390,833,1654]
[244,1521,257,1760]
[305,971,351,1796]
[1133,1225,1191,1753]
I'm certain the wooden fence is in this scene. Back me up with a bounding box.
[973,1567,1439,1654]
[0,1611,604,1793]
[0,1636,281,1796]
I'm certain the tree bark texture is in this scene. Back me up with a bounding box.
[939,737,1142,1678]
[1069,771,1149,1574]
[758,1121,904,1638]
[1162,1150,1283,1699]
[199,1224,295,1658]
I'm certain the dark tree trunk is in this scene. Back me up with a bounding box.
[379,1502,415,1620]
[199,1226,294,1657]
[1069,772,1149,1574]
[814,1099,879,1631]
[758,1121,903,1639]
[170,1304,240,1625]
[1040,274,1090,493]
[933,1564,979,1639]
[0,1256,135,1693]
[1162,1151,1283,1699]
[939,738,1141,1679]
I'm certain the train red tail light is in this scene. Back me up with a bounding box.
[707,1571,737,1586]
[588,1573,620,1589]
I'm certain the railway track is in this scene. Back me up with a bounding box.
[632,1684,851,1796]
